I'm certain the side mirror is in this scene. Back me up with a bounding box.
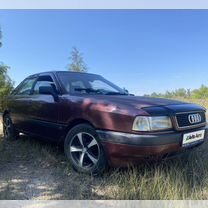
[123,87,134,96]
[123,87,129,93]
[39,86,59,102]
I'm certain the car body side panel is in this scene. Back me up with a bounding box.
[6,95,32,132]
[58,95,149,133]
[24,94,62,140]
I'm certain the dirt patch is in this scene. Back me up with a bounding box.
[0,136,109,200]
[0,118,107,200]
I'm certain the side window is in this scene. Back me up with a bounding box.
[15,78,37,95]
[33,75,56,95]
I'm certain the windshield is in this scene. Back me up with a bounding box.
[57,72,128,95]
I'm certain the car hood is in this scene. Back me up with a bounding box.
[78,95,205,115]
[87,95,187,109]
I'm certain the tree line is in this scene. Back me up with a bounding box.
[146,85,208,99]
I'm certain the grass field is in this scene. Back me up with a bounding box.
[1,98,208,200]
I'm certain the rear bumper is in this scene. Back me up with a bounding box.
[97,126,208,167]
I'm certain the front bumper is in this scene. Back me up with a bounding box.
[97,126,208,167]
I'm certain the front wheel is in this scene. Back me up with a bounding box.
[3,114,19,140]
[64,124,107,175]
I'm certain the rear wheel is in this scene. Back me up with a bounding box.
[64,124,107,175]
[3,114,19,140]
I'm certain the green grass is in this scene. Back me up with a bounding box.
[1,98,208,199]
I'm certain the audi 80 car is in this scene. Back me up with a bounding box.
[2,71,208,174]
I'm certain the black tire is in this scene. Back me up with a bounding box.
[64,124,107,175]
[3,114,19,141]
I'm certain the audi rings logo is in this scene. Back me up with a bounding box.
[188,113,202,124]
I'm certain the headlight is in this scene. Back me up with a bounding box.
[132,116,172,131]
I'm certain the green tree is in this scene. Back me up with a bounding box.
[191,85,208,99]
[165,91,174,98]
[0,64,14,111]
[151,92,162,98]
[174,88,188,97]
[149,88,190,99]
[68,47,88,72]
[0,28,14,111]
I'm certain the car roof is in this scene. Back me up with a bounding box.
[27,71,100,78]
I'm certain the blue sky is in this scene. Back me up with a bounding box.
[0,10,208,95]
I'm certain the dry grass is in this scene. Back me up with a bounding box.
[1,98,208,200]
[167,97,208,114]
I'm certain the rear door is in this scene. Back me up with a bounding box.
[28,74,61,140]
[8,76,37,132]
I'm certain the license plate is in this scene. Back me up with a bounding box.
[182,130,205,147]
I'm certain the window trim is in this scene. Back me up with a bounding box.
[13,76,38,96]
[31,74,60,96]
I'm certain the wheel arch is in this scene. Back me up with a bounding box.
[64,118,96,137]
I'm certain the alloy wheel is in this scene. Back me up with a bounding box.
[3,117,11,138]
[69,132,100,168]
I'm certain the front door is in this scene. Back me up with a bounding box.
[28,74,61,141]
